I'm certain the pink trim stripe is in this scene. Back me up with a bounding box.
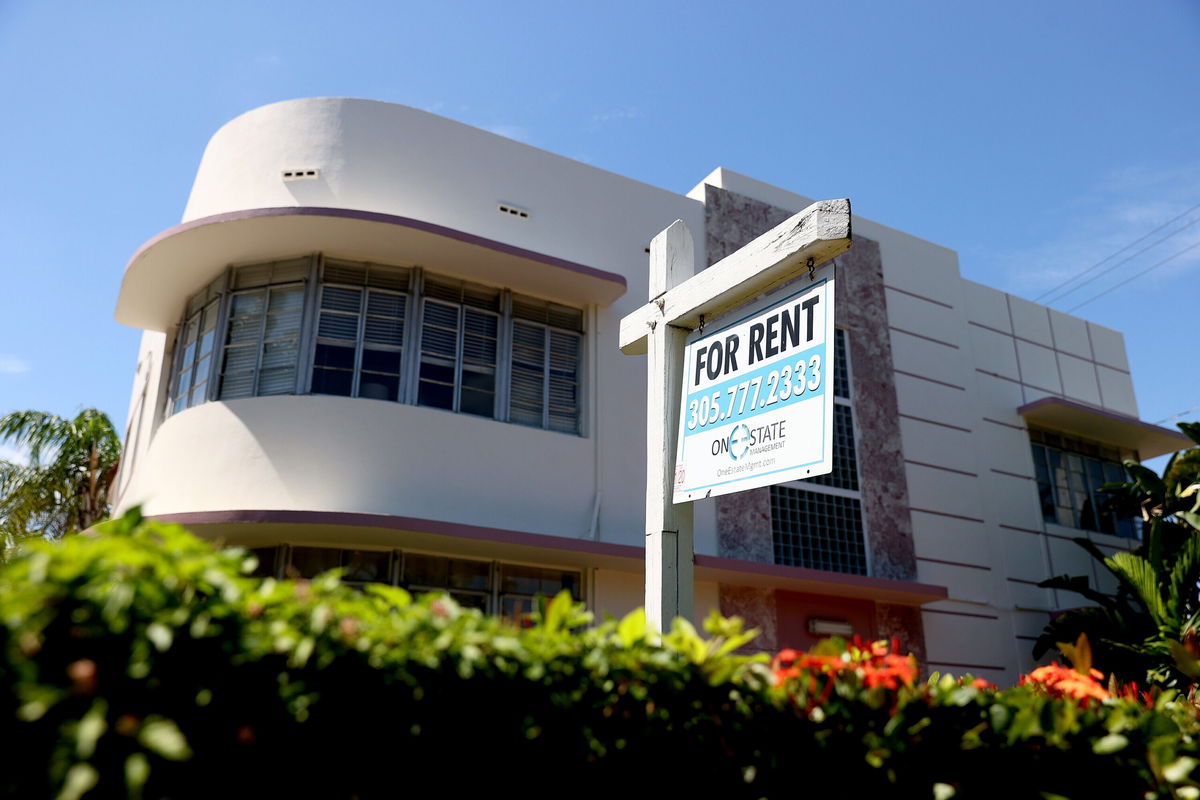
[917,556,991,571]
[889,326,960,349]
[991,468,1034,481]
[906,460,978,478]
[894,369,966,391]
[127,206,627,291]
[909,507,986,524]
[983,417,1027,431]
[899,413,972,434]
[884,284,954,309]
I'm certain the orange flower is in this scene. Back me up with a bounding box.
[1021,663,1110,704]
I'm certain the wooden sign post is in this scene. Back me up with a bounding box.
[620,199,853,633]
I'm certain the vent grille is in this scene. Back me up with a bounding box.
[282,168,320,181]
[498,203,530,220]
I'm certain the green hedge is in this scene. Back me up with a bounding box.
[2,511,1200,799]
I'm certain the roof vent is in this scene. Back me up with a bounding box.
[498,203,531,220]
[282,168,320,181]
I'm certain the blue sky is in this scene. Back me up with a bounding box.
[0,0,1197,463]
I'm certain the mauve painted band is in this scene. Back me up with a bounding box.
[153,508,946,600]
[126,206,627,291]
[1017,396,1186,439]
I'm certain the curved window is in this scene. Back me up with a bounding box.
[167,256,585,434]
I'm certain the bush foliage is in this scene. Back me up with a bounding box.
[3,512,1200,799]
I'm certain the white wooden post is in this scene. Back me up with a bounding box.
[644,220,695,634]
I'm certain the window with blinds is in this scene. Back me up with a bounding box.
[218,259,308,400]
[312,260,410,402]
[418,278,500,417]
[167,256,586,436]
[510,295,583,434]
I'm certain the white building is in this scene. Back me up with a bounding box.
[113,98,1188,684]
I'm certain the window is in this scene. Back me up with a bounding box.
[509,296,584,433]
[771,329,869,575]
[418,277,501,417]
[311,259,410,401]
[168,277,223,414]
[1030,430,1139,538]
[263,545,581,614]
[218,259,308,400]
[166,256,586,435]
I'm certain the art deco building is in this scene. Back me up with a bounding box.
[113,98,1188,683]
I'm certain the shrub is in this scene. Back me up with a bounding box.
[2,511,1200,799]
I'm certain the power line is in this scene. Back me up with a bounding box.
[1066,238,1200,313]
[1033,199,1200,304]
[1156,405,1200,425]
[1042,212,1200,306]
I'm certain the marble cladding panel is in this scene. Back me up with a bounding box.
[719,584,779,653]
[832,234,918,582]
[700,184,916,642]
[715,487,773,563]
[876,603,927,670]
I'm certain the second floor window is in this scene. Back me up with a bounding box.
[168,256,586,435]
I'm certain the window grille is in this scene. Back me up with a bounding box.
[168,256,586,435]
[770,328,868,575]
[1029,430,1139,538]
[771,486,868,575]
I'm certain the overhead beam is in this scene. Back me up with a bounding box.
[619,198,852,355]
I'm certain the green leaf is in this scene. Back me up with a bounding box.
[56,763,98,800]
[617,608,646,648]
[76,701,107,759]
[1164,756,1198,784]
[125,753,149,794]
[933,783,956,800]
[146,622,172,652]
[138,718,192,761]
[1091,733,1128,754]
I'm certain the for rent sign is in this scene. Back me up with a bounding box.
[672,270,835,502]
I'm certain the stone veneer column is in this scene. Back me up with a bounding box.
[704,185,923,654]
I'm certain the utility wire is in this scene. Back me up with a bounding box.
[1033,199,1200,304]
[1042,213,1200,306]
[1156,405,1200,425]
[1066,238,1200,313]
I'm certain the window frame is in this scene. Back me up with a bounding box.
[165,255,587,436]
[1029,429,1140,539]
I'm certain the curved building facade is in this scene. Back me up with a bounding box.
[114,98,1185,682]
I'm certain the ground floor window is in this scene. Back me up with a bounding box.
[250,545,581,620]
[1029,430,1139,538]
